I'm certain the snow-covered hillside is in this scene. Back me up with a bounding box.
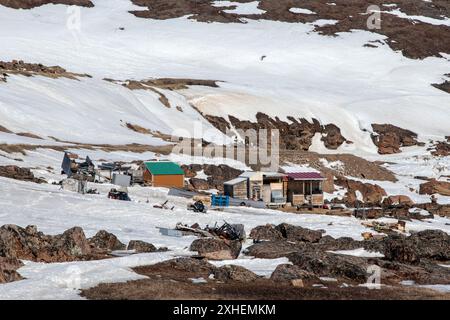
[0,0,448,152]
[0,0,450,300]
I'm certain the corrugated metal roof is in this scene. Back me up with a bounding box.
[287,172,326,180]
[239,171,256,178]
[224,177,248,185]
[144,161,184,175]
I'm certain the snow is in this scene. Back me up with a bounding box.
[401,280,450,294]
[386,9,450,26]
[329,248,385,258]
[289,8,316,15]
[212,1,266,15]
[0,0,449,299]
[0,0,447,152]
[0,171,449,298]
[0,251,179,300]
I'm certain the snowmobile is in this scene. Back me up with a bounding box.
[187,200,207,213]
[108,188,131,201]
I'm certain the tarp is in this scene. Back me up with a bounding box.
[61,152,72,177]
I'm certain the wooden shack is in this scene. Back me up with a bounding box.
[223,177,248,199]
[286,172,326,206]
[239,171,263,200]
[262,173,287,205]
[142,161,185,188]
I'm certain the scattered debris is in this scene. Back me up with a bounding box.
[361,220,407,235]
[153,200,174,210]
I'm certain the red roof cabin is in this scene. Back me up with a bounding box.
[285,171,326,207]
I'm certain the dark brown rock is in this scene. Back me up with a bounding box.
[0,1,93,10]
[249,225,284,242]
[244,241,303,259]
[189,178,210,190]
[275,223,323,243]
[0,257,23,284]
[0,165,45,183]
[431,141,450,157]
[152,257,217,274]
[335,177,387,206]
[382,235,420,264]
[270,264,320,283]
[53,227,92,258]
[190,238,242,260]
[383,195,414,207]
[287,250,368,283]
[88,230,126,252]
[382,230,450,263]
[419,179,450,197]
[213,265,259,282]
[127,240,157,253]
[0,224,91,262]
[371,124,420,154]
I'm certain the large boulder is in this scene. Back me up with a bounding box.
[190,238,242,260]
[249,225,284,242]
[275,223,323,243]
[244,241,302,259]
[151,257,217,274]
[0,224,91,262]
[317,236,364,251]
[0,165,44,183]
[287,250,368,283]
[371,124,420,154]
[189,178,210,190]
[88,230,126,252]
[382,235,420,264]
[0,257,23,284]
[53,227,92,258]
[382,230,450,263]
[419,180,450,197]
[383,195,414,207]
[213,265,259,282]
[270,264,320,283]
[335,177,387,206]
[127,240,157,253]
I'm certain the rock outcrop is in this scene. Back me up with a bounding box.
[383,230,450,263]
[213,265,259,282]
[249,225,284,242]
[127,240,158,253]
[371,124,421,154]
[270,264,320,284]
[276,223,323,243]
[183,164,243,191]
[287,250,369,283]
[0,165,45,183]
[228,113,349,151]
[419,180,450,197]
[0,257,23,284]
[0,224,91,262]
[335,177,387,206]
[190,238,242,260]
[382,195,414,207]
[88,230,126,252]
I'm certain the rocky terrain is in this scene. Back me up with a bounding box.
[0,0,93,9]
[81,223,450,300]
[0,0,449,301]
[129,0,450,60]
